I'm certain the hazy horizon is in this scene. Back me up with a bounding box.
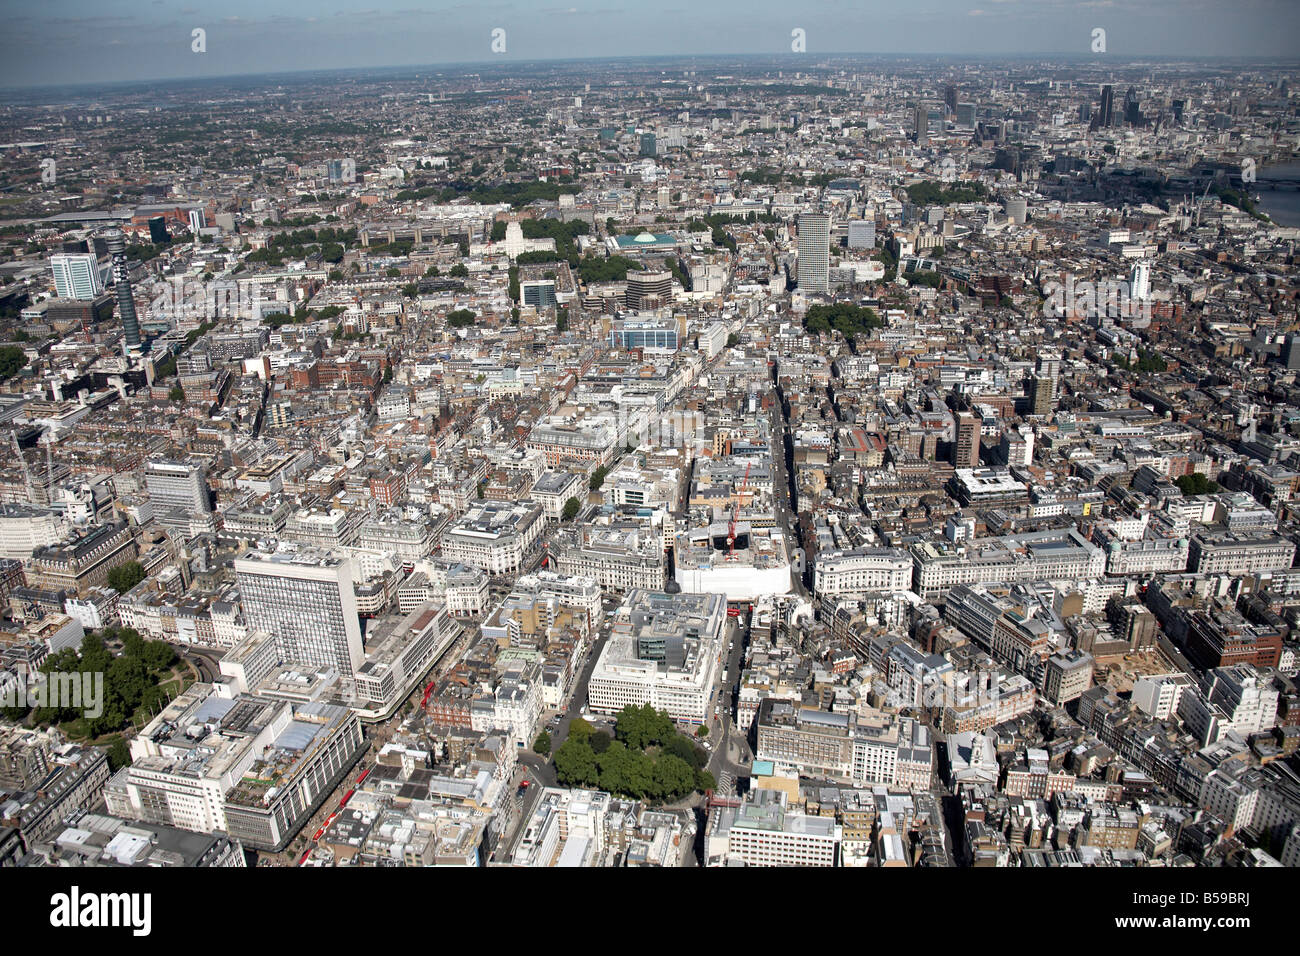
[1,0,1296,90]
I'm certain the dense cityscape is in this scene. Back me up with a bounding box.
[0,31,1297,884]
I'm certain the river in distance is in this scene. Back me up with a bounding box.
[1254,160,1300,228]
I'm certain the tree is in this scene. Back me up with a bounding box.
[1176,473,1220,496]
[576,255,639,284]
[448,263,469,278]
[597,741,654,797]
[664,734,705,770]
[905,180,988,206]
[589,730,612,755]
[121,630,146,660]
[106,562,146,594]
[615,704,674,750]
[168,386,185,402]
[108,655,150,711]
[140,640,175,671]
[589,465,609,492]
[0,345,27,380]
[651,753,696,801]
[695,724,710,738]
[106,738,132,770]
[554,738,598,788]
[556,307,569,332]
[726,333,739,348]
[533,731,552,756]
[446,309,477,328]
[804,303,883,338]
[567,717,594,742]
[562,497,581,522]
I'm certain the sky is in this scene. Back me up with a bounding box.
[0,0,1296,89]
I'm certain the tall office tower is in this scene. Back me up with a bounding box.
[1130,260,1151,301]
[101,229,140,351]
[624,270,674,310]
[1283,335,1300,371]
[944,83,958,117]
[1123,86,1142,126]
[1097,85,1114,129]
[639,133,657,157]
[147,216,169,244]
[1036,353,1061,402]
[144,459,212,516]
[1030,374,1055,417]
[796,213,831,294]
[914,103,929,145]
[953,413,981,468]
[235,549,364,676]
[846,220,876,249]
[49,253,103,300]
[187,208,206,234]
[956,103,976,128]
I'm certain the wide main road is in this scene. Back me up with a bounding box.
[768,370,809,598]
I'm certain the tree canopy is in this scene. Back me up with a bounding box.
[576,255,639,284]
[804,303,884,338]
[106,561,146,594]
[905,180,988,206]
[1176,473,1220,496]
[8,628,178,739]
[553,705,712,802]
[0,345,27,380]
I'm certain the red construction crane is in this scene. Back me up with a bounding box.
[726,461,752,559]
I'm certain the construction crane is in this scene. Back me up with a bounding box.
[725,460,752,560]
[1195,178,1213,228]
